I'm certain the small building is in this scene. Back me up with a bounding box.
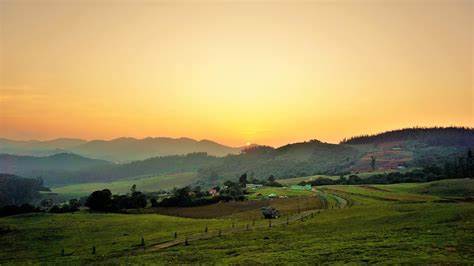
[208,188,219,196]
[290,184,312,191]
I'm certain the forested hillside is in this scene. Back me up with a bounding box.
[67,152,220,184]
[0,153,220,186]
[0,153,111,185]
[0,174,49,207]
[341,127,474,146]
[197,140,362,183]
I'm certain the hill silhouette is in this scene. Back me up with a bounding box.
[0,153,112,185]
[1,127,472,186]
[0,137,242,162]
[71,137,240,161]
[341,127,474,146]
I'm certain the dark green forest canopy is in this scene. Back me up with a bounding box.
[341,127,474,146]
[0,174,49,207]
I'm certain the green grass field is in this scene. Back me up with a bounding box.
[1,179,473,264]
[52,172,199,198]
[247,186,314,199]
[278,174,338,185]
[0,212,233,265]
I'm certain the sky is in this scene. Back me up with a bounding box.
[0,0,472,147]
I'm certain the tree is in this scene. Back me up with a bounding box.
[85,189,113,211]
[370,156,376,171]
[268,175,275,183]
[220,181,245,201]
[68,199,81,211]
[150,198,158,207]
[239,173,248,187]
[40,199,53,209]
[261,206,280,219]
[130,191,147,208]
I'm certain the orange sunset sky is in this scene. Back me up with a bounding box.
[0,0,473,147]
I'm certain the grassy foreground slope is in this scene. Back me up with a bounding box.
[108,180,474,265]
[0,212,233,265]
[1,179,473,265]
[52,172,198,198]
[383,178,474,198]
[119,202,473,264]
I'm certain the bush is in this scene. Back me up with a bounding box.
[261,206,280,219]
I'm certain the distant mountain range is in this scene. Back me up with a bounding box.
[0,127,473,187]
[0,137,242,162]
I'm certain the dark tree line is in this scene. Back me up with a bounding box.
[85,185,147,212]
[158,181,246,207]
[340,127,474,146]
[238,173,282,187]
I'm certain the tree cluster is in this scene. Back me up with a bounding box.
[158,181,247,207]
[85,185,147,212]
[158,186,219,207]
[48,199,81,213]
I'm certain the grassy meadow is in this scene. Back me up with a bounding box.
[277,174,339,185]
[52,172,198,198]
[1,179,473,264]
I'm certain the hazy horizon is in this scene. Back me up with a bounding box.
[1,0,473,147]
[1,124,472,148]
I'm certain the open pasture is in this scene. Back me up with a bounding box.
[1,179,473,265]
[0,212,232,265]
[52,172,198,198]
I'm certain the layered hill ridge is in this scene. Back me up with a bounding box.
[0,137,242,162]
[0,153,112,185]
[0,127,472,186]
